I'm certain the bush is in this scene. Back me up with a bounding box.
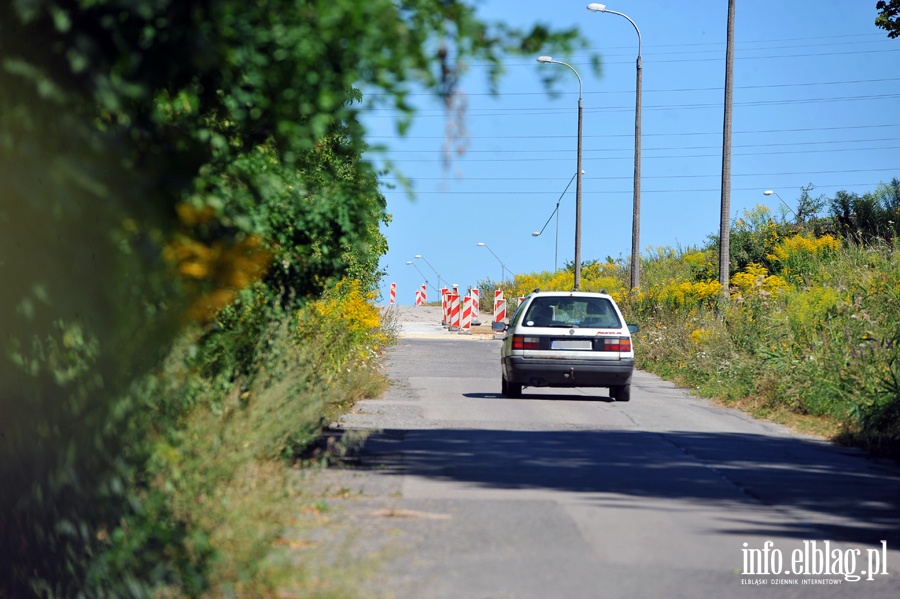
[498,202,900,458]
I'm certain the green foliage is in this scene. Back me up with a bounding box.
[196,284,282,383]
[497,185,900,458]
[876,0,900,38]
[827,179,900,245]
[720,204,795,273]
[849,355,900,455]
[0,165,184,597]
[795,184,828,224]
[297,280,386,372]
[2,2,587,595]
[639,211,900,455]
[154,281,391,595]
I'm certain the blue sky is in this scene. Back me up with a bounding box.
[361,1,900,305]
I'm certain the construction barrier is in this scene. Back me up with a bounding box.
[470,288,479,322]
[460,296,473,333]
[441,287,449,326]
[420,284,427,303]
[414,286,424,306]
[493,298,506,327]
[389,282,396,305]
[448,293,461,330]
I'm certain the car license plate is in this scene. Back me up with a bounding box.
[551,339,592,350]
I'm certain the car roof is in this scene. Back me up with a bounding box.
[527,290,615,300]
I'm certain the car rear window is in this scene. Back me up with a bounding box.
[524,297,622,328]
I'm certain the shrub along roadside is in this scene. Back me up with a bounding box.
[499,203,900,460]
[111,279,393,597]
[2,2,586,595]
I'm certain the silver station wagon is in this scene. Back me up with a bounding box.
[500,291,638,401]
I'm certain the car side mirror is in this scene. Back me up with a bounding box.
[627,324,640,334]
[492,321,506,332]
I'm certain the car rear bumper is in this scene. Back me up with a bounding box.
[502,355,634,388]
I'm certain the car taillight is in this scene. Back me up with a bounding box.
[512,335,541,350]
[599,337,631,352]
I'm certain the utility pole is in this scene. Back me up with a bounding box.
[574,89,584,290]
[631,44,642,292]
[719,0,736,298]
[537,56,584,291]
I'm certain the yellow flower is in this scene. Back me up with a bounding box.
[730,263,789,297]
[690,329,712,344]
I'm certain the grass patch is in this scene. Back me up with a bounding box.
[500,211,900,459]
[124,277,397,597]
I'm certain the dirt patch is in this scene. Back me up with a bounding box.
[383,304,504,340]
[382,304,443,324]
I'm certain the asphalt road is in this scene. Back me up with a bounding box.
[317,305,900,598]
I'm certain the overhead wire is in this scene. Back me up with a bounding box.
[361,31,899,200]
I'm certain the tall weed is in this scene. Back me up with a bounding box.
[137,277,391,596]
[502,223,900,457]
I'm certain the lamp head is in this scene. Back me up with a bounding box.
[537,56,553,64]
[763,190,774,196]
[414,254,422,258]
[532,232,541,237]
[405,261,413,265]
[477,242,486,247]
[587,3,607,12]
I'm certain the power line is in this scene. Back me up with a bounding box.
[575,32,889,55]
[548,47,900,67]
[366,77,900,101]
[363,92,900,118]
[380,137,900,154]
[366,123,900,141]
[360,34,893,85]
[381,148,900,172]
[379,168,900,184]
[381,141,893,155]
[380,181,896,196]
[377,152,900,168]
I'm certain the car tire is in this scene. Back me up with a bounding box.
[614,384,631,402]
[502,376,522,398]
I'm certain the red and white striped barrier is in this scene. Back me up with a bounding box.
[448,293,461,330]
[420,284,427,303]
[470,288,479,322]
[389,282,396,305]
[441,287,449,325]
[494,298,506,327]
[460,296,473,332]
[494,288,503,305]
[414,286,424,306]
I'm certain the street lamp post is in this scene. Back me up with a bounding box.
[476,242,510,284]
[415,254,444,289]
[763,190,797,219]
[587,3,642,292]
[537,55,584,290]
[531,229,559,274]
[405,260,435,293]
[532,170,579,273]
